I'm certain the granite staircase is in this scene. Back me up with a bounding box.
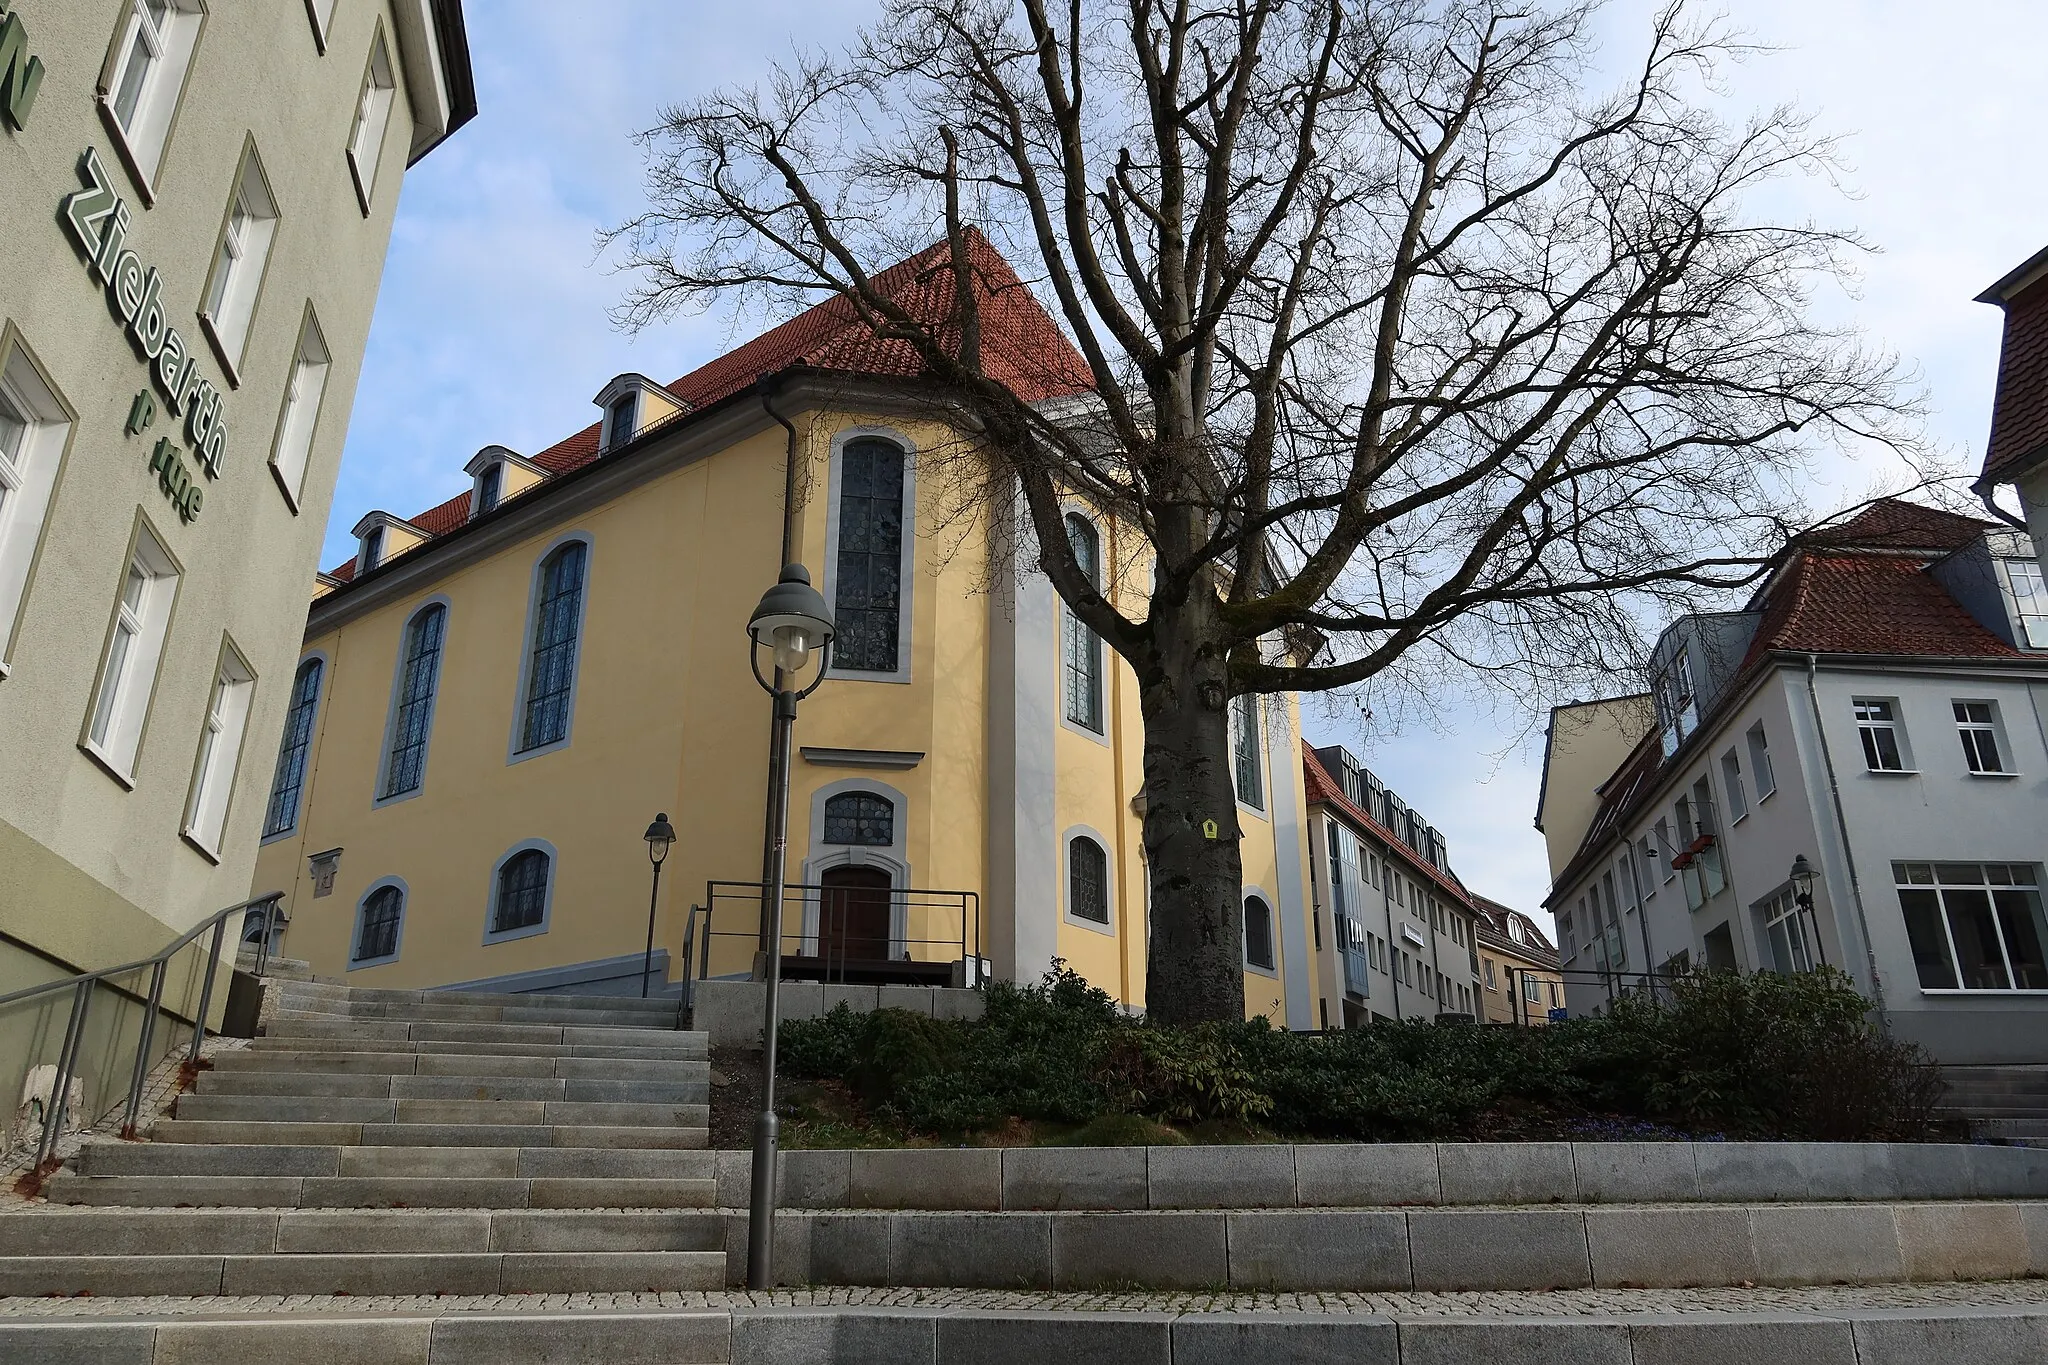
[1940,1064,2048,1144]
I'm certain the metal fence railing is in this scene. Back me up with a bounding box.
[678,882,983,1002]
[1,892,284,1172]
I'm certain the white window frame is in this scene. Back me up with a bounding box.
[268,306,331,511]
[1059,511,1107,740]
[604,392,639,451]
[1232,692,1265,814]
[1953,700,2013,777]
[0,335,74,675]
[345,27,397,213]
[303,0,338,52]
[1060,826,1116,935]
[1720,748,1747,822]
[1746,722,1777,799]
[1853,697,1912,773]
[1893,862,2048,994]
[200,145,280,379]
[1756,885,1814,976]
[2007,558,2048,650]
[82,518,181,785]
[102,0,204,196]
[181,637,256,860]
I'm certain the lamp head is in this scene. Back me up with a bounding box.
[748,564,835,675]
[1789,852,1816,905]
[644,812,676,865]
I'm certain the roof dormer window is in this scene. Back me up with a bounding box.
[476,463,502,515]
[463,446,546,522]
[352,512,425,576]
[360,526,384,571]
[593,374,687,454]
[606,393,638,451]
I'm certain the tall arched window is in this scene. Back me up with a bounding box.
[1062,513,1104,732]
[354,882,405,964]
[518,540,587,753]
[381,603,446,799]
[262,657,324,837]
[832,438,905,673]
[491,848,551,936]
[1244,894,1276,971]
[1232,693,1264,811]
[1068,835,1109,924]
[822,791,894,846]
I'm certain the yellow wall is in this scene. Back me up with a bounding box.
[255,402,1315,1023]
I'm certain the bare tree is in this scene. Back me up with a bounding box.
[608,0,1914,1025]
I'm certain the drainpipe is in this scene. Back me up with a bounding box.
[752,379,803,963]
[1802,654,1890,1033]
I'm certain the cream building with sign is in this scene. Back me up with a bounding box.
[0,1,473,1000]
[247,235,1325,1026]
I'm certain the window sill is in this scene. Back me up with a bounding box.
[346,149,374,218]
[197,312,244,390]
[1757,786,1778,803]
[259,824,301,847]
[1244,962,1281,980]
[482,922,550,947]
[371,784,424,810]
[1730,811,1751,827]
[1862,768,1918,777]
[347,955,400,972]
[79,739,138,791]
[1063,912,1117,939]
[269,460,304,515]
[1059,711,1112,749]
[180,828,223,865]
[97,100,160,208]
[1967,770,2021,779]
[1919,988,2048,996]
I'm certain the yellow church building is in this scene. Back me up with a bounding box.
[249,238,1323,1025]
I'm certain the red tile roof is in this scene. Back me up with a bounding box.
[1799,499,1992,553]
[1300,744,1475,910]
[325,231,1094,580]
[1981,259,2048,486]
[1741,550,2021,664]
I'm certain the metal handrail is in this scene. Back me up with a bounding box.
[2,890,284,1166]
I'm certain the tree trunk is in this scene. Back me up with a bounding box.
[1137,601,1245,1026]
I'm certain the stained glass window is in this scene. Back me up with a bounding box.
[832,439,904,672]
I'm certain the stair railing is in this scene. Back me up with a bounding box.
[0,891,285,1166]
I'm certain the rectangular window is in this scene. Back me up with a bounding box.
[104,0,202,191]
[1720,749,1747,821]
[1484,958,1497,989]
[1523,974,1543,1003]
[0,340,71,671]
[305,0,338,48]
[1894,862,2048,991]
[1854,698,1907,771]
[1654,648,1698,755]
[1653,819,1673,881]
[182,639,255,857]
[84,522,180,781]
[1638,835,1657,894]
[202,148,280,374]
[268,309,330,509]
[1756,886,1813,976]
[345,30,397,211]
[1061,515,1104,732]
[2009,559,2048,649]
[1232,693,1264,810]
[1747,722,1776,798]
[262,657,323,838]
[1954,701,2007,775]
[517,541,588,753]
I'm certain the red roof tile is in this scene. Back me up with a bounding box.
[1746,552,2019,663]
[1300,744,1475,910]
[1800,499,1992,553]
[326,231,1094,579]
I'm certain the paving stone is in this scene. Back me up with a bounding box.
[153,1318,434,1365]
[1692,1142,1810,1201]
[1171,1312,1399,1365]
[1848,1308,2048,1365]
[849,1147,1000,1210]
[1394,1317,1632,1365]
[780,1149,853,1208]
[1627,1313,1858,1365]
[1147,1144,1296,1209]
[889,1212,1051,1288]
[811,1214,892,1285]
[1407,1209,1592,1291]
[428,1309,733,1365]
[1002,1146,1146,1211]
[938,1310,1174,1365]
[1435,1143,1575,1204]
[1585,1207,1756,1289]
[0,1321,156,1365]
[1051,1212,1228,1290]
[1750,1204,1906,1285]
[1894,1203,2029,1281]
[1569,1143,1697,1203]
[1293,1144,1439,1207]
[1225,1211,1409,1290]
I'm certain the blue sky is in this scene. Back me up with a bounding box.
[332,1,2048,925]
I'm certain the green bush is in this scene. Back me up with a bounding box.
[772,962,1942,1143]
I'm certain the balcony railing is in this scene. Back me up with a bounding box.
[681,881,984,999]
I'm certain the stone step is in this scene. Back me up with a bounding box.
[149,1120,709,1149]
[75,1141,721,1181]
[39,1172,717,1209]
[265,1017,700,1048]
[0,1297,2045,1364]
[0,1250,723,1297]
[276,983,682,1015]
[268,1002,684,1028]
[212,1049,709,1080]
[173,1094,710,1127]
[193,1070,710,1105]
[247,1034,708,1060]
[0,1208,725,1255]
[775,1201,2048,1292]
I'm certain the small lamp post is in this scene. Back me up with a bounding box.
[744,564,834,1291]
[1789,853,1828,967]
[641,813,676,998]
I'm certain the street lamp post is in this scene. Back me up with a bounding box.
[641,813,676,998]
[1789,853,1828,967]
[743,564,834,1291]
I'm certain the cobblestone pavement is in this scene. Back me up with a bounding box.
[5,1280,2048,1319]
